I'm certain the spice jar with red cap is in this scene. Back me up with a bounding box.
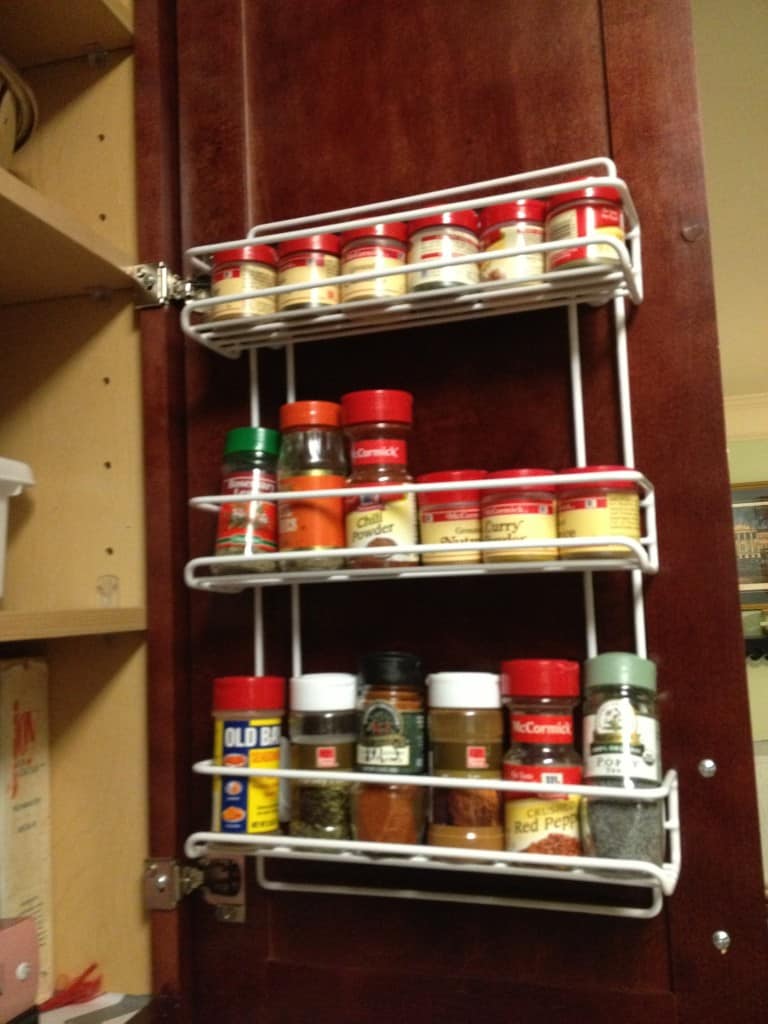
[210,245,277,320]
[341,389,418,568]
[277,233,341,310]
[557,465,641,559]
[479,200,547,283]
[481,468,558,562]
[417,470,486,564]
[502,659,582,856]
[211,674,285,835]
[407,210,480,291]
[545,183,625,271]
[340,222,408,302]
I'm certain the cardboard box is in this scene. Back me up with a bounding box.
[0,658,52,1003]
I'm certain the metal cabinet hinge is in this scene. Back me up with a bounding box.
[143,856,246,923]
[130,262,208,309]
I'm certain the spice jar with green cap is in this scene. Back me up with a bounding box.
[213,425,281,573]
[581,652,665,865]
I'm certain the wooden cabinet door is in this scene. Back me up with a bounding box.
[135,2,768,1020]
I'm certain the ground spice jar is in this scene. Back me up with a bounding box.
[479,200,547,283]
[209,245,277,320]
[481,469,558,562]
[581,653,665,865]
[416,470,486,564]
[288,673,357,840]
[406,210,480,291]
[502,660,582,856]
[427,672,504,851]
[211,675,285,835]
[340,222,407,302]
[277,234,340,310]
[341,389,418,568]
[278,400,346,571]
[213,426,281,573]
[545,184,625,272]
[353,651,426,844]
[557,465,641,558]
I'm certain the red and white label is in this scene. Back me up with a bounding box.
[559,496,608,512]
[483,499,553,517]
[315,746,339,769]
[466,745,489,770]
[350,439,407,466]
[512,714,574,744]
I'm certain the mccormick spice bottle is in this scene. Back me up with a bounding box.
[340,222,408,302]
[416,470,486,564]
[406,210,480,291]
[502,660,582,856]
[278,400,347,571]
[478,200,547,283]
[481,468,558,562]
[277,234,341,310]
[341,389,418,568]
[545,184,625,271]
[353,651,426,845]
[426,672,504,851]
[209,245,277,320]
[557,466,641,559]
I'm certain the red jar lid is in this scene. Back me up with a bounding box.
[486,468,556,493]
[277,234,340,258]
[340,222,408,246]
[548,184,623,211]
[213,675,285,712]
[416,469,487,506]
[500,659,580,698]
[559,465,636,492]
[211,245,277,266]
[280,400,341,430]
[407,209,479,236]
[341,389,413,426]
[479,200,548,233]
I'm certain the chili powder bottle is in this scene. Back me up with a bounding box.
[353,651,426,844]
[341,389,418,568]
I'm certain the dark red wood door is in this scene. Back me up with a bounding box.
[135,2,768,1021]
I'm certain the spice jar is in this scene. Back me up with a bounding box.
[209,245,277,320]
[557,466,641,558]
[353,651,426,845]
[277,234,340,311]
[406,210,480,291]
[481,468,558,562]
[581,653,665,865]
[213,426,281,573]
[278,400,346,571]
[288,672,357,840]
[545,184,625,272]
[502,660,582,856]
[416,470,486,564]
[340,222,407,302]
[211,675,285,835]
[427,672,504,851]
[479,200,547,283]
[341,389,418,568]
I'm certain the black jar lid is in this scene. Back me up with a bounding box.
[359,651,423,688]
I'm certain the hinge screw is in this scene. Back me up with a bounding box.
[712,930,731,954]
[698,758,717,778]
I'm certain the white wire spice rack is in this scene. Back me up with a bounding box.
[181,156,680,916]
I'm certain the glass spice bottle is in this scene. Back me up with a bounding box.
[416,470,486,565]
[545,184,625,272]
[502,659,582,857]
[340,222,408,302]
[278,400,347,571]
[213,426,281,573]
[481,468,558,562]
[341,389,418,568]
[557,465,641,559]
[288,673,358,840]
[478,200,547,284]
[427,672,504,851]
[209,244,277,320]
[277,234,341,311]
[353,651,426,845]
[406,210,480,291]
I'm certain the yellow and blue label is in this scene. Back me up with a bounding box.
[212,716,281,833]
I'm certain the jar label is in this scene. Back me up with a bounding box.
[558,492,640,553]
[503,762,582,855]
[584,699,660,784]
[350,440,407,467]
[215,470,278,557]
[315,746,339,769]
[277,253,340,309]
[511,714,574,743]
[212,716,281,834]
[211,263,276,319]
[482,500,557,554]
[357,702,425,773]
[546,204,625,270]
[278,474,345,553]
[407,228,479,288]
[341,246,406,302]
[419,508,482,564]
[345,489,418,561]
[480,223,544,282]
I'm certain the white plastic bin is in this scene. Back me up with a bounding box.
[0,457,34,597]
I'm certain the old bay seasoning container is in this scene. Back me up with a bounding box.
[417,470,486,564]
[211,675,285,834]
[277,233,340,311]
[481,468,558,561]
[209,245,277,320]
[340,222,407,302]
[278,400,346,571]
[341,389,418,568]
[479,200,547,283]
[407,210,480,291]
[545,183,625,272]
[502,660,582,856]
[354,651,426,844]
[557,465,641,558]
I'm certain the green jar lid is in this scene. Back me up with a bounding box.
[224,426,280,458]
[584,652,657,692]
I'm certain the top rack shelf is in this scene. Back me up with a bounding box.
[181,157,642,359]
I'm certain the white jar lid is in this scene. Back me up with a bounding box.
[426,672,501,709]
[290,672,357,712]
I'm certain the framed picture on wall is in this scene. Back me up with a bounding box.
[732,482,768,608]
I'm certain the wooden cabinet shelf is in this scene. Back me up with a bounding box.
[0,0,133,69]
[0,606,146,643]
